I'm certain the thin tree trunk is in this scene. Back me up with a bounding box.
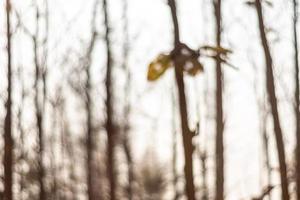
[254,1,289,199]
[251,50,272,199]
[121,1,135,198]
[123,134,134,200]
[293,0,300,198]
[42,0,48,114]
[33,7,46,199]
[41,1,49,197]
[213,0,224,199]
[85,31,97,200]
[168,0,196,199]
[50,103,58,200]
[85,2,98,198]
[4,0,13,199]
[17,64,26,200]
[103,0,117,199]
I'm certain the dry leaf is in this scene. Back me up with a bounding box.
[147,54,172,81]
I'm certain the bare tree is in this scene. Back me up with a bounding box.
[252,0,289,199]
[32,5,46,199]
[168,0,196,199]
[3,0,13,199]
[121,0,135,199]
[293,0,300,198]
[213,0,224,199]
[103,0,117,199]
[84,1,98,199]
[16,63,26,200]
[250,49,272,199]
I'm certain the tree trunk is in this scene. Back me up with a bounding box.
[85,2,98,198]
[293,0,300,199]
[33,7,45,199]
[213,0,224,199]
[4,0,13,199]
[123,135,134,200]
[168,0,196,199]
[17,63,26,200]
[254,1,289,199]
[103,0,117,199]
[122,0,135,198]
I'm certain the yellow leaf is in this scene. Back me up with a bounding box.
[147,54,172,81]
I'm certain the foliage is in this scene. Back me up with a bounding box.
[147,44,235,82]
[147,54,172,81]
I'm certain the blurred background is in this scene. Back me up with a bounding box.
[0,0,299,199]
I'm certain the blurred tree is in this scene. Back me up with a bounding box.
[32,5,46,199]
[293,0,300,198]
[139,151,167,200]
[121,0,136,199]
[213,0,224,199]
[167,0,196,199]
[252,0,289,199]
[84,1,98,199]
[102,0,118,199]
[3,0,13,199]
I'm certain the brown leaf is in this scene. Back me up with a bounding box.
[185,58,204,76]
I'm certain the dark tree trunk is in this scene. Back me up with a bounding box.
[293,0,300,199]
[254,1,289,199]
[168,0,196,199]
[85,30,97,200]
[213,0,224,199]
[4,0,13,199]
[103,0,117,199]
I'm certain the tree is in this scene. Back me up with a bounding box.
[293,0,300,198]
[3,0,13,199]
[168,0,197,199]
[252,0,289,199]
[213,0,224,199]
[121,0,136,199]
[84,1,98,199]
[32,5,46,198]
[103,0,117,198]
